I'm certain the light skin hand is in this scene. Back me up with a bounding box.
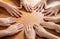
[34,0,47,12]
[43,5,60,16]
[20,0,33,12]
[0,17,16,26]
[0,1,22,17]
[41,21,60,33]
[0,23,23,37]
[33,24,60,39]
[25,26,36,39]
[44,16,60,23]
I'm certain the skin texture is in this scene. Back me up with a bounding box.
[44,5,60,16]
[44,16,60,23]
[20,0,33,12]
[33,24,60,39]
[34,0,47,12]
[0,23,23,37]
[0,17,16,26]
[0,1,22,17]
[41,21,60,33]
[20,0,47,12]
[25,26,36,39]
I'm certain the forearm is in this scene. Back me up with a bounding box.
[0,30,8,37]
[56,5,60,10]
[44,31,59,39]
[0,1,11,8]
[55,24,60,31]
[38,27,59,39]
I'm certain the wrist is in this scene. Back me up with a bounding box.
[4,30,10,35]
[0,30,9,37]
[0,1,11,9]
[28,38,35,39]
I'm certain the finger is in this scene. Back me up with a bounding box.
[55,10,59,16]
[25,28,27,34]
[27,5,31,11]
[36,4,41,12]
[16,7,23,15]
[8,11,14,17]
[24,4,29,11]
[39,4,44,12]
[44,10,52,16]
[28,6,33,12]
[12,11,19,17]
[34,2,40,9]
[34,24,38,28]
[40,9,44,13]
[27,26,29,31]
[44,1,47,9]
[40,3,44,9]
[48,11,55,16]
[19,2,23,9]
[14,9,22,17]
[28,26,31,30]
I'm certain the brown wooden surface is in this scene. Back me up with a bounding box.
[0,0,60,39]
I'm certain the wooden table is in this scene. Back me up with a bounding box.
[0,0,60,39]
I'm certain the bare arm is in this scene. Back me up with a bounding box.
[0,30,8,37]
[0,1,10,8]
[0,0,22,17]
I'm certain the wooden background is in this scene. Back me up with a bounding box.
[0,0,60,39]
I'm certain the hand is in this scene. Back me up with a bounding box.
[0,17,16,26]
[19,0,23,9]
[34,0,47,12]
[44,16,60,23]
[43,6,60,16]
[25,26,36,39]
[4,3,22,17]
[6,23,23,36]
[22,0,33,12]
[41,21,56,29]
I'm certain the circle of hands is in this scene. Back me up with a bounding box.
[0,0,60,39]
